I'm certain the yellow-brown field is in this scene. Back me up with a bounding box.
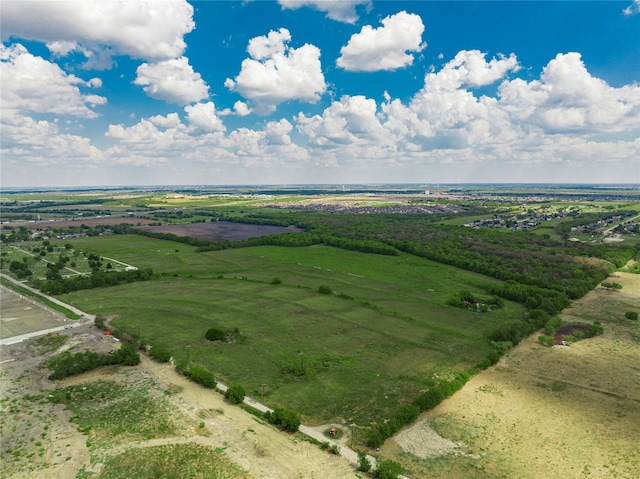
[391,272,640,479]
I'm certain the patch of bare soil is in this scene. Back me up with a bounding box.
[0,325,113,479]
[553,324,590,344]
[393,419,461,459]
[1,326,360,479]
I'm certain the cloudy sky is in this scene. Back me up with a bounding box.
[1,0,639,187]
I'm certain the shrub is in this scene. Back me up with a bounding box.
[264,407,300,433]
[224,384,246,404]
[205,327,227,342]
[318,285,333,295]
[365,427,386,448]
[148,344,171,363]
[109,343,141,366]
[601,281,622,290]
[188,365,216,388]
[624,311,638,321]
[538,335,555,347]
[544,317,563,335]
[270,277,282,285]
[374,459,405,479]
[357,451,372,473]
[586,320,603,337]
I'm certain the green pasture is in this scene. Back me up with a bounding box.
[60,235,526,426]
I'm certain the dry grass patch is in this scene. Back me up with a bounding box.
[390,272,640,479]
[97,443,251,479]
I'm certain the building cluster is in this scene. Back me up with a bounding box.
[266,202,467,215]
[467,209,571,230]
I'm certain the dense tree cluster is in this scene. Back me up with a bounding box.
[33,268,153,295]
[47,343,140,380]
[8,259,33,279]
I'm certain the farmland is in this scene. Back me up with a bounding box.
[52,236,526,425]
[1,185,639,478]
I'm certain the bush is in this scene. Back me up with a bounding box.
[365,428,386,448]
[624,311,638,321]
[601,281,622,290]
[188,365,216,388]
[224,384,246,404]
[586,320,603,337]
[264,407,300,433]
[538,335,555,347]
[374,459,405,479]
[318,285,333,295]
[544,317,563,335]
[358,451,372,473]
[148,344,171,363]
[109,343,140,366]
[205,327,227,342]
[270,277,282,285]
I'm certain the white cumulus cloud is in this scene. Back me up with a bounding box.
[337,11,426,72]
[278,0,370,23]
[498,52,640,133]
[225,28,326,114]
[297,95,389,148]
[134,57,209,105]
[185,102,226,132]
[0,43,105,118]
[0,0,195,67]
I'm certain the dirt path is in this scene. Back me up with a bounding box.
[140,355,362,479]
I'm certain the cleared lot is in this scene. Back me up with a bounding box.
[0,286,65,339]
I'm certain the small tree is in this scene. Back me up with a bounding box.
[224,384,246,404]
[624,311,638,321]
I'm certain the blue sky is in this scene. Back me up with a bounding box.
[1,0,639,187]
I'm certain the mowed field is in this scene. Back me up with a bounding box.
[388,272,640,479]
[60,234,526,426]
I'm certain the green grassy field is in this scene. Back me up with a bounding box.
[57,235,525,426]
